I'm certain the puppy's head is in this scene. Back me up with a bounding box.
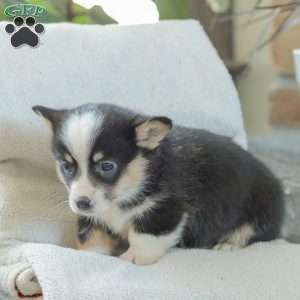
[33,103,172,218]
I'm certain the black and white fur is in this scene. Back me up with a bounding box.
[33,103,284,265]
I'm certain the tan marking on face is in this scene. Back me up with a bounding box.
[76,227,119,255]
[93,152,104,162]
[64,153,73,163]
[112,154,148,203]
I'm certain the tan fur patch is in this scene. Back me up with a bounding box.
[77,228,119,255]
[226,224,255,246]
[135,120,171,150]
[64,153,73,163]
[112,154,148,203]
[93,152,104,162]
[214,224,255,250]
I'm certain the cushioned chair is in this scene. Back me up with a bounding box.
[1,21,297,300]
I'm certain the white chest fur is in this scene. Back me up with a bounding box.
[97,198,156,238]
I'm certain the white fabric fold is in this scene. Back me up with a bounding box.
[19,240,300,300]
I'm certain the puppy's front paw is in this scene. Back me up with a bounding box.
[120,247,161,265]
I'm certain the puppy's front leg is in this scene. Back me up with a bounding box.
[121,214,187,265]
[120,230,167,265]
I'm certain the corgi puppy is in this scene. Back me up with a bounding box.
[33,103,284,265]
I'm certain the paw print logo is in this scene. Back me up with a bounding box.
[5,16,44,48]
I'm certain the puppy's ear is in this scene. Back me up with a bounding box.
[134,116,172,150]
[32,105,65,130]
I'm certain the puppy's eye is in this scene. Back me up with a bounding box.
[61,161,76,176]
[95,161,117,178]
[101,161,115,172]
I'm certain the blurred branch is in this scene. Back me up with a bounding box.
[242,11,275,27]
[218,1,300,22]
[208,1,300,73]
[255,1,300,10]
[255,9,295,51]
[217,1,300,50]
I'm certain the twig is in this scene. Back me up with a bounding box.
[245,0,266,25]
[216,1,300,23]
[242,11,275,27]
[255,8,296,50]
[255,1,300,10]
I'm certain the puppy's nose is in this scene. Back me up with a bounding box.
[76,197,93,211]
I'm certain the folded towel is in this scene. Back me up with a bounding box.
[6,240,300,300]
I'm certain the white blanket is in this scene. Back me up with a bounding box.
[9,240,300,300]
[1,20,294,300]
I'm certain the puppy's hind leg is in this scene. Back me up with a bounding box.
[214,224,255,251]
